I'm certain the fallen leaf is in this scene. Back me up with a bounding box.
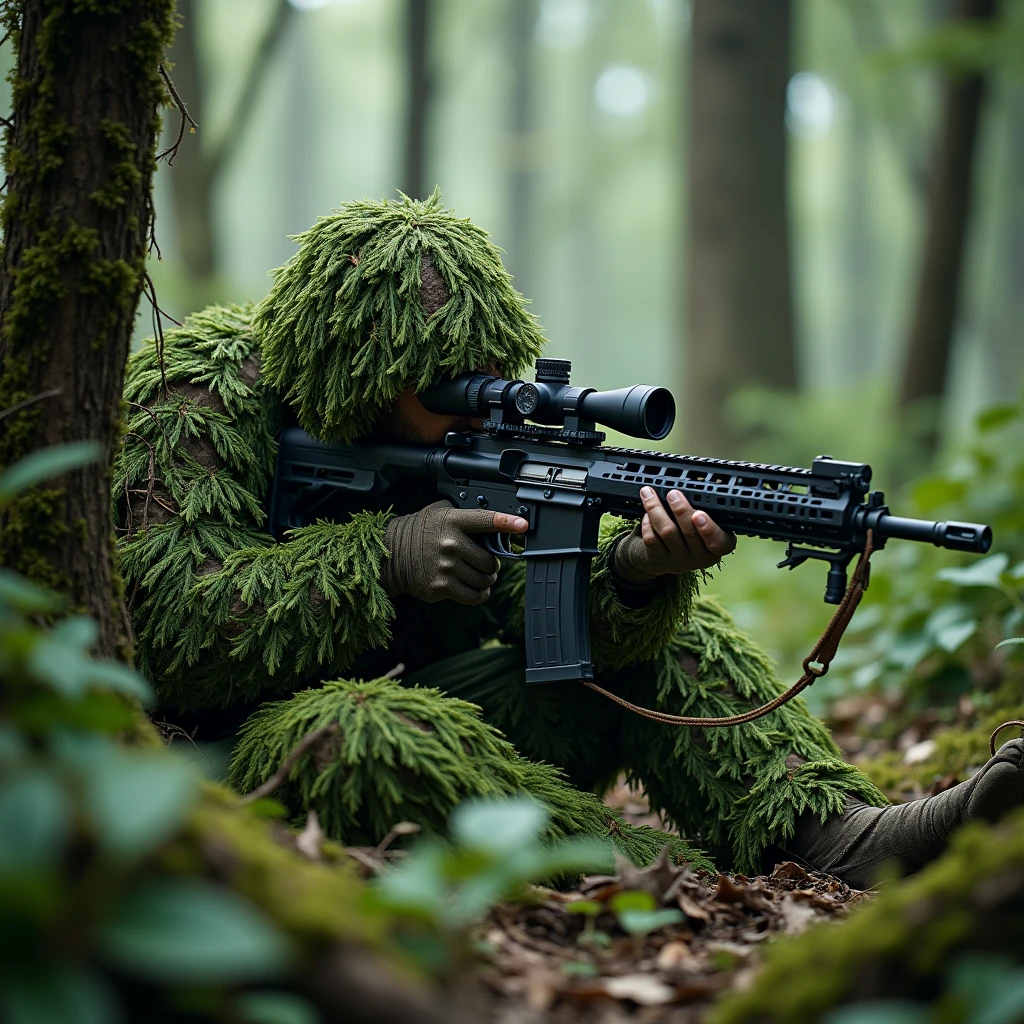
[778,895,818,935]
[603,974,678,1006]
[713,874,772,913]
[903,739,938,765]
[295,809,324,861]
[677,893,710,923]
[656,940,700,972]
[614,845,687,904]
[770,861,809,882]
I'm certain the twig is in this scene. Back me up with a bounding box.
[0,387,61,421]
[344,846,385,874]
[123,432,156,534]
[140,270,181,396]
[240,722,339,804]
[384,662,405,680]
[372,821,421,858]
[157,63,198,164]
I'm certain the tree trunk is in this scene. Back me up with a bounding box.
[0,0,175,659]
[403,0,432,199]
[897,0,998,438]
[685,0,796,456]
[506,0,537,300]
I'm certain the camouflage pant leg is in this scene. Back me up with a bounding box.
[609,597,888,874]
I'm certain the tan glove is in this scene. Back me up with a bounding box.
[381,501,505,606]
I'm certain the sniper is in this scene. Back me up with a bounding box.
[116,193,1024,887]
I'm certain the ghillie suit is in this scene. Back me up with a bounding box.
[115,193,885,874]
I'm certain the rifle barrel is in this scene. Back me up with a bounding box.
[874,514,991,553]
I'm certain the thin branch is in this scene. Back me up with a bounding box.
[157,63,199,165]
[240,722,339,804]
[0,387,61,421]
[206,0,295,183]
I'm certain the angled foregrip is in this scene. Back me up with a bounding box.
[524,555,594,684]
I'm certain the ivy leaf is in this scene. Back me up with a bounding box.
[0,966,118,1024]
[0,570,62,615]
[82,661,154,706]
[0,442,102,505]
[84,751,198,858]
[235,992,320,1024]
[937,553,1010,589]
[451,796,547,852]
[976,404,1021,432]
[99,878,292,984]
[616,908,684,937]
[0,769,69,869]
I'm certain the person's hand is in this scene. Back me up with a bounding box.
[614,486,736,586]
[381,501,529,605]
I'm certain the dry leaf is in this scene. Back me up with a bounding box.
[656,940,700,972]
[296,809,324,861]
[603,974,678,1006]
[778,895,818,935]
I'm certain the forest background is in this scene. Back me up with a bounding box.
[2,0,1024,1021]
[50,0,1024,698]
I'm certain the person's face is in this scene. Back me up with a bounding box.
[381,365,500,444]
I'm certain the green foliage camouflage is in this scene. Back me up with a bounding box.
[254,189,546,443]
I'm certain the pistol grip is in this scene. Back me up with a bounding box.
[524,555,594,684]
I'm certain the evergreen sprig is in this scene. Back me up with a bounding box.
[254,191,546,443]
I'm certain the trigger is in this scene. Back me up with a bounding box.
[483,532,522,560]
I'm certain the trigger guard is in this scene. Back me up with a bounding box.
[483,532,524,560]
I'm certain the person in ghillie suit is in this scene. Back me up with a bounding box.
[115,192,1024,886]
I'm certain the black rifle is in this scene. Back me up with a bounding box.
[268,358,992,686]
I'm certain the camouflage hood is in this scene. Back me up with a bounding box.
[255,191,546,443]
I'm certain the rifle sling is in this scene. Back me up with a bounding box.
[582,531,876,728]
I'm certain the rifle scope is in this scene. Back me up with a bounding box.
[420,358,676,441]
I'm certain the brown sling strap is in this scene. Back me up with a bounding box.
[583,531,876,728]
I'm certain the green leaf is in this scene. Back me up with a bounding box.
[977,404,1021,432]
[99,878,292,984]
[0,770,69,869]
[0,442,102,505]
[84,751,198,858]
[934,619,977,653]
[566,900,602,917]
[235,992,321,1024]
[937,553,1010,588]
[1011,561,1024,581]
[616,908,684,937]
[450,797,548,853]
[82,661,154,706]
[610,890,656,914]
[0,966,118,1024]
[823,1003,929,1024]
[0,570,62,615]
[996,638,1024,650]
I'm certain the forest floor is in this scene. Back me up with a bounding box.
[461,693,964,1023]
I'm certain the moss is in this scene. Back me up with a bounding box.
[709,810,1024,1023]
[162,783,380,950]
[859,690,1024,798]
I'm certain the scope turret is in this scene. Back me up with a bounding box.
[420,359,676,441]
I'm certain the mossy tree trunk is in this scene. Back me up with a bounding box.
[0,0,175,659]
[685,0,796,456]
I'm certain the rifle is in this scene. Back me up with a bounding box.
[268,358,992,687]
